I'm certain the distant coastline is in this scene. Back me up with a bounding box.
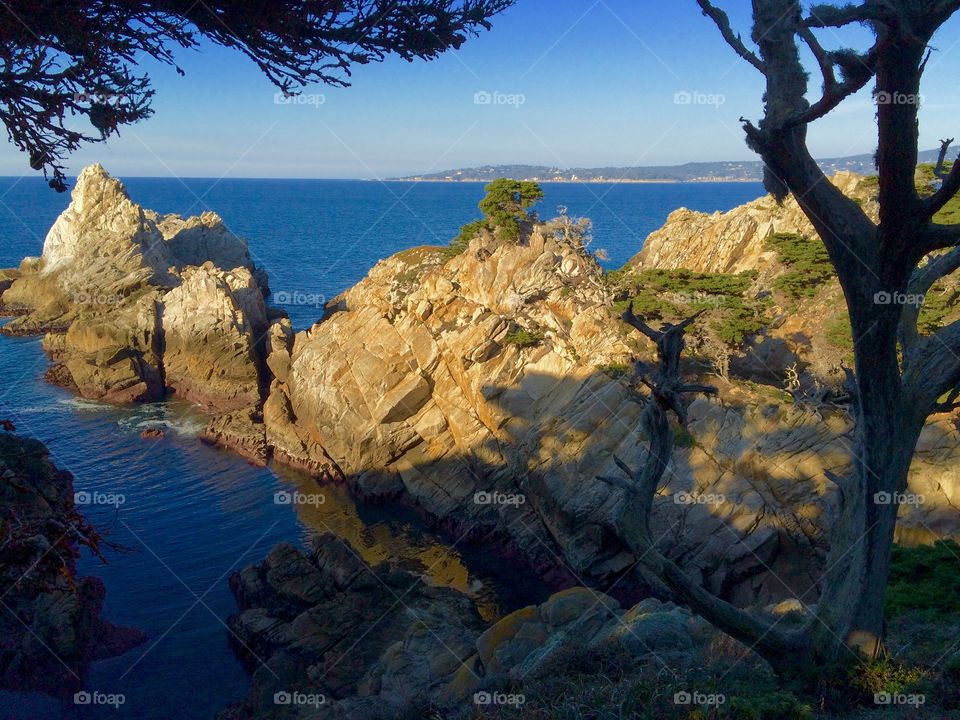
[396,177,762,184]
[390,148,943,185]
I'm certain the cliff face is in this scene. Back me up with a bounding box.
[266,226,642,583]
[261,219,958,604]
[628,171,878,274]
[1,165,270,410]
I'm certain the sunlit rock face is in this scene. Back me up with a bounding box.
[264,193,959,605]
[0,164,270,410]
[627,171,877,274]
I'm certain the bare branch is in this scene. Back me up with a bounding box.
[901,245,960,352]
[613,454,638,481]
[923,223,960,253]
[935,138,955,179]
[805,3,886,28]
[903,315,960,419]
[923,140,960,220]
[785,45,878,128]
[621,306,662,342]
[596,474,639,495]
[607,310,795,661]
[695,0,765,72]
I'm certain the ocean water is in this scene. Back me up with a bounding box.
[0,177,764,328]
[0,177,764,719]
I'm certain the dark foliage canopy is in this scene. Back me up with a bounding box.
[0,0,513,190]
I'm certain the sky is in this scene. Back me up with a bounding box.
[2,0,960,180]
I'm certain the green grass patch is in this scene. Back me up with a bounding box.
[917,163,960,225]
[918,281,960,335]
[764,232,835,299]
[610,268,769,348]
[824,312,854,351]
[597,362,631,379]
[887,541,960,620]
[674,426,697,449]
[504,329,544,348]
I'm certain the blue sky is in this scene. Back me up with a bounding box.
[2,0,960,179]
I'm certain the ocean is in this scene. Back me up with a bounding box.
[0,177,764,719]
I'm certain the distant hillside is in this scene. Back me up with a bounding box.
[395,149,943,183]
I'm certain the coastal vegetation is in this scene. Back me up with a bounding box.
[446,178,545,257]
[764,232,835,300]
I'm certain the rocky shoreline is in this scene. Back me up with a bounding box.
[217,533,705,720]
[2,164,959,716]
[0,430,146,696]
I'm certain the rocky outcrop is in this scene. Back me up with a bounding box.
[220,534,698,720]
[628,171,878,274]
[0,164,271,412]
[265,230,641,585]
[162,263,268,411]
[251,207,960,606]
[0,431,146,695]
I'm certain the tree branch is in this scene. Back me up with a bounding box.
[784,45,878,128]
[935,138,956,179]
[695,0,765,72]
[607,310,797,660]
[922,223,960,253]
[805,2,886,28]
[903,315,960,420]
[900,246,960,352]
[923,139,960,220]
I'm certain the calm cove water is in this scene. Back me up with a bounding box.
[0,177,764,719]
